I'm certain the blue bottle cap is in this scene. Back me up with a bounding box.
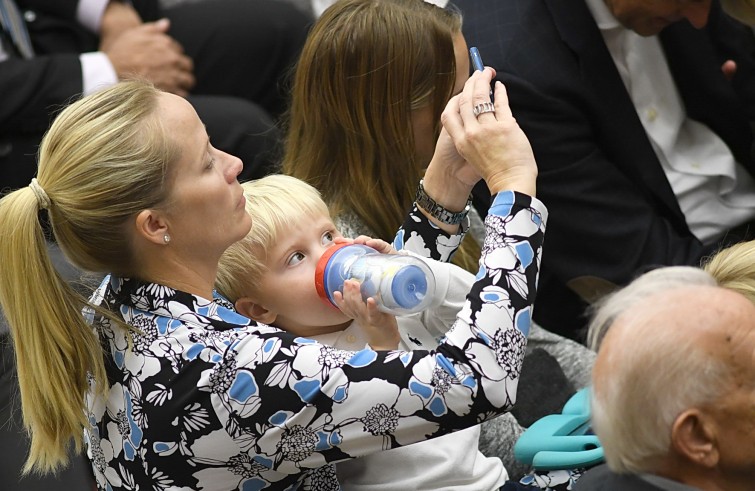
[390,264,428,309]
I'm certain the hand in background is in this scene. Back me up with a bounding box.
[103,19,196,97]
[333,280,400,350]
[99,1,142,52]
[722,59,737,81]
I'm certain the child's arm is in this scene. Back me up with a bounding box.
[333,279,400,350]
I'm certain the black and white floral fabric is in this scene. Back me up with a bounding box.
[84,191,547,490]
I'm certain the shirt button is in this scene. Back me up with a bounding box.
[345,334,357,343]
[24,10,36,22]
[0,141,12,157]
[646,107,658,122]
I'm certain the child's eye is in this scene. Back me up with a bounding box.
[322,231,335,246]
[206,156,215,169]
[287,252,305,266]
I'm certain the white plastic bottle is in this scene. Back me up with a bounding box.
[314,244,436,316]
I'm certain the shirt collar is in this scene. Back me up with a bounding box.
[640,473,703,491]
[105,274,252,328]
[584,0,622,31]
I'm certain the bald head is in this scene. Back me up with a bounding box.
[598,285,755,377]
[591,283,755,482]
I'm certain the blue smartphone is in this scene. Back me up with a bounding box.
[469,46,494,102]
[470,46,485,72]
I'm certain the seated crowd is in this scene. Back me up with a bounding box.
[0,0,753,490]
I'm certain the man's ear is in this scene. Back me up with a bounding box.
[235,297,278,325]
[670,409,719,468]
[135,209,169,246]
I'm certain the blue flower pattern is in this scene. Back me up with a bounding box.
[84,193,547,490]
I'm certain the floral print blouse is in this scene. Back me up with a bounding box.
[84,191,547,490]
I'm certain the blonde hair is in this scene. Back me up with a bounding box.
[216,175,331,303]
[703,240,755,305]
[283,0,481,272]
[0,80,179,473]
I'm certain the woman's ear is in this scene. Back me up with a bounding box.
[235,297,278,325]
[135,209,169,246]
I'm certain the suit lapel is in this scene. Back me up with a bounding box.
[661,6,755,168]
[543,0,689,225]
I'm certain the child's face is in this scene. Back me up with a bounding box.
[254,212,352,337]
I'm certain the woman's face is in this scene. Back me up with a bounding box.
[411,31,470,165]
[158,93,252,264]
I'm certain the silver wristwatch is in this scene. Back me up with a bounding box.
[414,179,472,225]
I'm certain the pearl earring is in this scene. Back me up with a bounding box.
[163,234,171,244]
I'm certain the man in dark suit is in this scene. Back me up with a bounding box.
[574,274,755,491]
[0,0,312,191]
[455,0,755,340]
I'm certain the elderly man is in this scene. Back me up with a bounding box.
[455,0,755,340]
[574,273,755,490]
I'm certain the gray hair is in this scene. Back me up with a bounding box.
[589,272,732,474]
[586,266,716,350]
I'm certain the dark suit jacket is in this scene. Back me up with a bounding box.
[0,0,160,190]
[456,0,755,338]
[0,0,307,190]
[573,465,679,491]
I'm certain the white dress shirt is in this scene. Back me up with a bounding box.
[77,0,118,95]
[585,0,755,243]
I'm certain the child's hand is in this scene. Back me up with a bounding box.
[351,235,398,255]
[335,235,398,255]
[333,280,400,350]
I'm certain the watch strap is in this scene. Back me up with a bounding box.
[414,179,472,225]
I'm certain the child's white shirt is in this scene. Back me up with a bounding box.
[311,254,508,490]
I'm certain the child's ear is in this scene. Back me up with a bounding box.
[235,297,278,325]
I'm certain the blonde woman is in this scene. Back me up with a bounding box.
[0,73,545,490]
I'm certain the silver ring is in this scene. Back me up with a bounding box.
[473,102,495,118]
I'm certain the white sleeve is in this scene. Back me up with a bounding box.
[79,52,118,95]
[400,250,475,341]
[76,0,110,33]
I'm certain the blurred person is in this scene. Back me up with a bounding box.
[0,0,311,190]
[702,239,755,304]
[456,0,755,340]
[284,0,481,274]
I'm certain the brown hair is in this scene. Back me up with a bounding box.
[283,0,480,272]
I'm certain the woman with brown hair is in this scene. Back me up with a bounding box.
[283,0,482,273]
